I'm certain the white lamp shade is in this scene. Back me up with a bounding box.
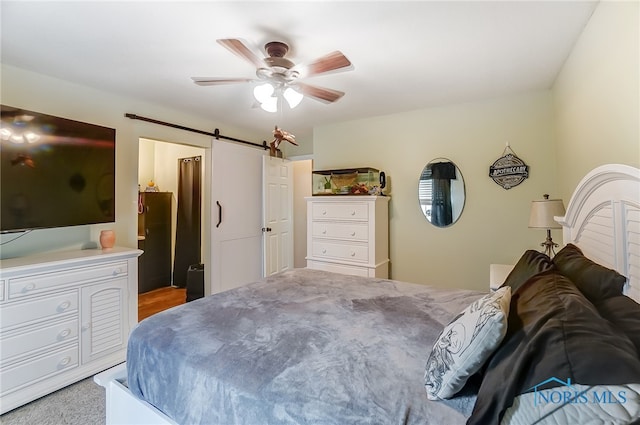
[254,83,303,112]
[260,96,278,113]
[529,198,566,229]
[253,83,275,104]
[283,87,303,108]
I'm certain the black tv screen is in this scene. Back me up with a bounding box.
[1,105,116,233]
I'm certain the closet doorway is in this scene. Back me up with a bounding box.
[138,138,206,319]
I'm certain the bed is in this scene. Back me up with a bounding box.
[95,163,640,425]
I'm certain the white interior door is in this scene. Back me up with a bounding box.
[263,156,294,276]
[210,140,266,294]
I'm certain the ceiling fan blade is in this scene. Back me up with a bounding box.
[295,82,345,104]
[217,38,266,69]
[296,51,352,78]
[191,77,255,86]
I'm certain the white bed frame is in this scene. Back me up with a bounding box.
[95,163,640,424]
[94,363,176,425]
[556,163,640,303]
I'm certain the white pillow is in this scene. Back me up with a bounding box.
[424,286,511,400]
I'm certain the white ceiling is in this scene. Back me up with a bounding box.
[1,1,598,141]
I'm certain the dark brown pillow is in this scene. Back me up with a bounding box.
[501,250,554,292]
[553,243,626,303]
[595,295,640,355]
[469,270,640,425]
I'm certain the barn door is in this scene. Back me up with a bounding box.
[210,140,265,294]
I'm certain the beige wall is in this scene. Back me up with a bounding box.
[282,132,313,158]
[313,92,557,291]
[553,1,640,200]
[0,64,263,259]
[312,0,639,291]
[293,159,313,268]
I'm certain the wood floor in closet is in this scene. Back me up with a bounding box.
[138,286,186,321]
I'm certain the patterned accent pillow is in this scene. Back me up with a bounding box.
[424,286,511,400]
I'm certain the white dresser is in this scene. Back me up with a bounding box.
[0,247,141,414]
[306,196,389,278]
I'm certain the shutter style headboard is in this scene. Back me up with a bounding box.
[556,164,640,303]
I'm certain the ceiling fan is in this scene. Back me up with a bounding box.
[192,39,353,111]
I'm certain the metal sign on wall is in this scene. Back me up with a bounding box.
[489,144,529,190]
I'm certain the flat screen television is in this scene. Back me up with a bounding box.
[1,105,116,233]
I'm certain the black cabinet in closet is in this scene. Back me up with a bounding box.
[137,192,172,294]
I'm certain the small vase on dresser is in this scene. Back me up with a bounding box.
[305,195,389,278]
[100,230,116,249]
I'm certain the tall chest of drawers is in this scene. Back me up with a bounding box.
[306,196,389,278]
[0,247,141,414]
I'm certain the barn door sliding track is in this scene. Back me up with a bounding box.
[125,113,269,151]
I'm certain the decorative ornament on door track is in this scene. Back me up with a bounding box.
[489,143,529,190]
[270,126,298,157]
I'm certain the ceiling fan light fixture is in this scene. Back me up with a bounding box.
[197,38,353,113]
[260,96,278,113]
[253,83,275,104]
[283,87,303,109]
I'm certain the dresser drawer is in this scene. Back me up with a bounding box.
[8,261,127,299]
[0,346,78,396]
[312,202,368,221]
[306,260,370,277]
[312,222,368,241]
[1,291,78,331]
[312,240,368,263]
[1,318,79,363]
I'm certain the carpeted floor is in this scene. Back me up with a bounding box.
[0,377,105,425]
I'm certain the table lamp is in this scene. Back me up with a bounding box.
[529,194,566,257]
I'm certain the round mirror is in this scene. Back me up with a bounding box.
[418,158,465,227]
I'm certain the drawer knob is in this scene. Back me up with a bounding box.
[59,356,71,367]
[322,249,327,254]
[58,301,71,312]
[23,283,36,293]
[351,232,356,236]
[350,252,356,257]
[322,210,327,215]
[58,328,72,339]
[351,211,356,216]
[322,229,327,234]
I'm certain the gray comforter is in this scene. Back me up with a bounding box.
[127,268,483,425]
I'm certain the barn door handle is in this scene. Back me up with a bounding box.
[216,201,222,228]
